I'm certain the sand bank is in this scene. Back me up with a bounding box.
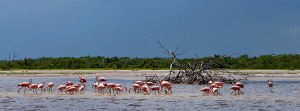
[1,70,300,77]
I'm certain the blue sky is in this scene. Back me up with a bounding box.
[1,0,300,59]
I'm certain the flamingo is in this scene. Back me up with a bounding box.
[134,81,144,93]
[66,81,74,86]
[212,87,218,95]
[150,86,160,94]
[79,84,85,94]
[129,83,140,93]
[160,81,172,94]
[114,86,123,94]
[97,82,106,95]
[229,86,241,94]
[96,76,108,83]
[65,86,77,95]
[166,85,173,94]
[107,83,117,95]
[56,85,67,94]
[17,79,32,94]
[79,76,87,85]
[102,82,108,92]
[47,82,54,93]
[235,82,244,94]
[209,83,217,94]
[268,79,273,87]
[29,83,39,94]
[235,82,245,88]
[141,84,150,95]
[146,82,155,86]
[115,84,127,92]
[200,87,210,95]
[135,81,143,85]
[208,81,213,85]
[73,84,81,92]
[92,82,99,91]
[37,80,46,93]
[213,81,223,94]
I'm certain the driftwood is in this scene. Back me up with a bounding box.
[149,40,248,85]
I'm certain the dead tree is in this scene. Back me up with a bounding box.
[156,39,186,80]
[167,54,248,85]
[150,40,248,84]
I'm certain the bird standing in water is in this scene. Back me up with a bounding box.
[268,79,273,87]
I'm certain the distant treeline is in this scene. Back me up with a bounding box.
[1,54,300,70]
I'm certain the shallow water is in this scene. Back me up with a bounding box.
[1,75,300,111]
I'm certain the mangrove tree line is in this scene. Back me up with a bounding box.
[1,54,300,70]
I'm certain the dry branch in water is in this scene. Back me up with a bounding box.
[149,40,248,85]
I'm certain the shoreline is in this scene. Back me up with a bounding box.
[1,70,300,77]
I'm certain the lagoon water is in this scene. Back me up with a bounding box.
[1,75,300,111]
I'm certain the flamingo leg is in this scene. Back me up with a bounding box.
[18,87,23,94]
[124,86,127,92]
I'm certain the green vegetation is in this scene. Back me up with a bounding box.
[1,54,300,70]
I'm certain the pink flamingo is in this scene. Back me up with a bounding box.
[208,81,213,85]
[56,85,67,94]
[212,87,219,95]
[146,82,155,86]
[150,86,160,94]
[66,81,74,86]
[213,81,223,94]
[29,83,39,94]
[115,84,127,92]
[160,81,172,94]
[235,82,245,88]
[79,76,87,85]
[134,81,145,93]
[166,85,173,94]
[97,82,106,95]
[129,83,140,93]
[47,82,54,93]
[141,84,150,95]
[114,86,123,94]
[37,80,46,93]
[135,80,144,84]
[268,79,273,87]
[17,78,32,94]
[107,83,117,95]
[235,82,244,94]
[79,84,85,94]
[200,87,210,95]
[92,82,99,91]
[73,84,81,92]
[209,83,217,94]
[229,86,241,94]
[96,76,108,83]
[65,86,77,94]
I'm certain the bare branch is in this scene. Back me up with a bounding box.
[156,39,170,55]
[173,43,181,54]
[176,47,187,56]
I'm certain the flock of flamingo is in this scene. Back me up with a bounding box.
[17,76,273,95]
[17,76,172,95]
[200,79,273,95]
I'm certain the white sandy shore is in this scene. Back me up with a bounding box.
[1,70,300,77]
